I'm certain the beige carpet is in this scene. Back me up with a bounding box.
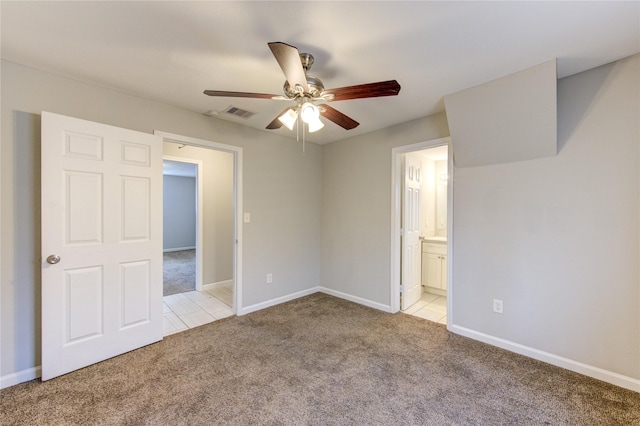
[163,249,196,296]
[1,293,638,425]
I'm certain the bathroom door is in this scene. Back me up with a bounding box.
[401,154,423,310]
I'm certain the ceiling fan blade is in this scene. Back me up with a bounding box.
[268,42,309,92]
[203,90,281,99]
[265,108,291,130]
[320,104,360,130]
[323,80,401,102]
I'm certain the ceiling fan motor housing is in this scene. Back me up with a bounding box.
[282,52,324,99]
[283,75,324,99]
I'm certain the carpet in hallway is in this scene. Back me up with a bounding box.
[163,249,196,296]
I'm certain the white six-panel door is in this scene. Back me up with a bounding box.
[41,112,163,380]
[401,154,423,310]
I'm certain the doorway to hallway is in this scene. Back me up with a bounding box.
[163,158,200,297]
[157,132,243,335]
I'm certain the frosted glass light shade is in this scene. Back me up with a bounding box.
[278,108,298,130]
[307,117,324,133]
[300,102,319,123]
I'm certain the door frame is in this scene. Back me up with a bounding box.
[390,137,453,322]
[155,131,243,314]
[163,155,204,291]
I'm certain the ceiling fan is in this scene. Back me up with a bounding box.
[204,42,401,134]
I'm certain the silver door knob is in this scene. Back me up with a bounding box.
[46,254,61,265]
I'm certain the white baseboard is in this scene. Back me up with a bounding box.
[1,366,41,389]
[319,287,393,313]
[449,324,640,393]
[424,286,446,297]
[237,286,392,317]
[237,287,320,316]
[163,246,196,253]
[202,279,233,292]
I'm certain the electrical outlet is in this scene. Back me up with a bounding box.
[493,299,504,314]
[266,273,273,284]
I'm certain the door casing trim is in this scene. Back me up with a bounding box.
[390,137,452,321]
[155,131,243,314]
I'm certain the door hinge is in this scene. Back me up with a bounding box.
[399,285,404,293]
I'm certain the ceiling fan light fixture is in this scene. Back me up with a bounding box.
[300,102,319,124]
[278,108,298,130]
[307,117,325,133]
[204,42,400,138]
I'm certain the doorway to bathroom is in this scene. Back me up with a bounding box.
[391,137,452,325]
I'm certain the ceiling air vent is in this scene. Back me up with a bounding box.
[203,106,256,121]
[223,106,255,119]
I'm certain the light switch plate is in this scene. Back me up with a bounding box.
[243,213,250,223]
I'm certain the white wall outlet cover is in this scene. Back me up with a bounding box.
[243,213,250,223]
[493,299,504,314]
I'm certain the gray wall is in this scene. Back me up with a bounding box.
[452,54,639,379]
[444,59,558,167]
[321,114,450,304]
[163,175,197,250]
[163,144,234,285]
[321,54,639,381]
[0,60,322,379]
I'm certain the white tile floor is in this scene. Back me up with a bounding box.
[163,283,234,336]
[402,290,447,325]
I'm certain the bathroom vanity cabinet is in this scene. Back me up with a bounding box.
[422,241,447,291]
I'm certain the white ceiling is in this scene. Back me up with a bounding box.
[2,1,638,145]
